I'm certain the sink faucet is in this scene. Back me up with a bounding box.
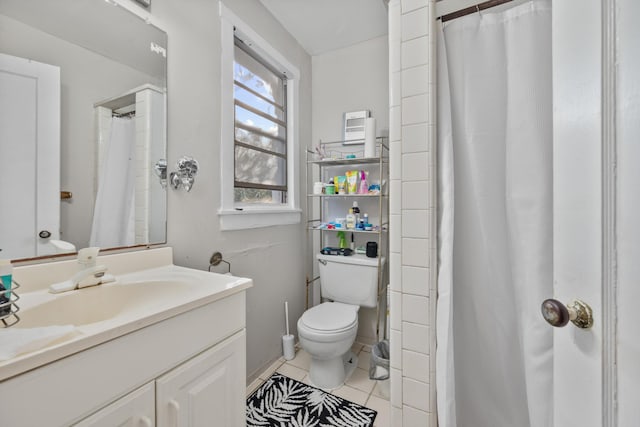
[49,247,115,294]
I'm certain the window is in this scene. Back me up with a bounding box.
[233,39,287,204]
[218,4,301,230]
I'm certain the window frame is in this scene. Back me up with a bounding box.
[233,40,288,200]
[219,2,301,230]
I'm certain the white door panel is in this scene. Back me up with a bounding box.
[552,1,602,425]
[0,53,59,258]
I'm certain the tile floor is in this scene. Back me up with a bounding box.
[247,343,390,427]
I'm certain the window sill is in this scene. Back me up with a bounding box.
[218,207,302,231]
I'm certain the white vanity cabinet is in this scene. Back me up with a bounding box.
[3,289,248,427]
[74,382,156,427]
[156,331,245,427]
[75,331,245,427]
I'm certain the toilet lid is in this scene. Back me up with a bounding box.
[300,302,358,332]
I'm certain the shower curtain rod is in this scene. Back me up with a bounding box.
[439,0,514,22]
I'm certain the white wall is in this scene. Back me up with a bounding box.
[146,0,312,382]
[616,0,640,423]
[312,35,390,143]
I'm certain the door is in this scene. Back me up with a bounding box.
[552,0,604,425]
[156,331,246,427]
[0,53,60,258]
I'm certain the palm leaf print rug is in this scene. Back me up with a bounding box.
[247,373,377,427]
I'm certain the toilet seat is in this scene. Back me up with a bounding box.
[299,302,358,333]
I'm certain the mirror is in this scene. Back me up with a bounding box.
[0,0,167,261]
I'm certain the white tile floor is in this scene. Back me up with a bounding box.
[247,343,390,427]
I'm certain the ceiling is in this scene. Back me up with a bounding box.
[259,0,389,56]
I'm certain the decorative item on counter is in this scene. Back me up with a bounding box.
[358,170,368,194]
[345,171,358,194]
[335,176,347,194]
[368,183,381,195]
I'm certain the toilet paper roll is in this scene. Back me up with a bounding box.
[364,117,376,158]
[282,334,295,360]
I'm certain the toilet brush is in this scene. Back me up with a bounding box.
[282,301,295,360]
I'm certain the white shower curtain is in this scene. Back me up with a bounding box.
[90,116,136,248]
[436,2,553,427]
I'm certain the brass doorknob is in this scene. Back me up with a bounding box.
[541,299,593,329]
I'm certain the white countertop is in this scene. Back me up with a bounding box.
[0,248,252,381]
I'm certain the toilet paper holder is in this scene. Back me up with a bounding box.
[208,251,231,274]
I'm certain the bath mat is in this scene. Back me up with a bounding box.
[247,372,377,427]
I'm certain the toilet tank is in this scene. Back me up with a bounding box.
[317,253,385,308]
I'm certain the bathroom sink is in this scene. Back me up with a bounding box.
[4,264,251,366]
[16,280,188,328]
[0,248,252,383]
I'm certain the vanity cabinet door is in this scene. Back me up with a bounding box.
[156,330,246,427]
[73,382,155,427]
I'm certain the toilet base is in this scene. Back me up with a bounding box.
[308,350,358,389]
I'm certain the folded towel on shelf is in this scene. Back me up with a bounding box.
[0,325,77,361]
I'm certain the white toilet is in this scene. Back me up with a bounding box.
[297,253,385,389]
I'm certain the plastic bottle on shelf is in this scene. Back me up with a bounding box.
[346,208,356,230]
[352,201,360,223]
[358,170,368,194]
[363,213,372,231]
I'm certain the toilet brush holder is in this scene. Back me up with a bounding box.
[282,301,295,360]
[282,334,295,360]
